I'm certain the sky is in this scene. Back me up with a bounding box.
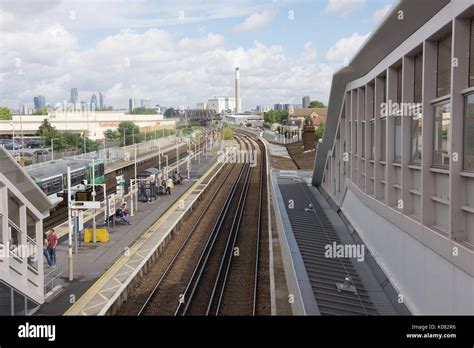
[0,0,395,111]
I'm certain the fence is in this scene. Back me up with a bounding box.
[263,129,301,145]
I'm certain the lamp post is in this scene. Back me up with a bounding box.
[163,154,169,178]
[10,122,15,156]
[134,143,138,211]
[51,138,59,161]
[67,166,74,281]
[91,158,97,243]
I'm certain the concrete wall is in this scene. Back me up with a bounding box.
[341,186,474,315]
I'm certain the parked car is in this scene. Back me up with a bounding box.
[15,151,33,157]
[25,139,42,148]
[34,149,49,155]
[3,141,22,150]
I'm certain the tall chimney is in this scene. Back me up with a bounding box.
[235,67,241,113]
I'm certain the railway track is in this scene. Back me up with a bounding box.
[117,133,270,316]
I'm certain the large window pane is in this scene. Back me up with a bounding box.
[397,66,402,103]
[361,122,365,158]
[465,94,474,170]
[394,116,401,163]
[0,282,12,315]
[470,19,474,87]
[414,52,423,103]
[381,118,386,162]
[433,101,451,167]
[411,109,423,164]
[437,33,452,98]
[370,121,375,160]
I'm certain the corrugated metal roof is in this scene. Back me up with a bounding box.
[278,179,378,315]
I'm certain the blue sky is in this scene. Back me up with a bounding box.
[0,0,395,110]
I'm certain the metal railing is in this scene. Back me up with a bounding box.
[44,264,63,295]
[7,219,39,272]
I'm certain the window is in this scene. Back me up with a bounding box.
[411,109,423,164]
[465,94,474,170]
[470,19,474,87]
[361,122,365,159]
[433,101,451,167]
[381,118,386,162]
[436,33,452,98]
[394,116,401,163]
[370,121,375,160]
[397,65,403,103]
[414,52,423,103]
[354,122,358,155]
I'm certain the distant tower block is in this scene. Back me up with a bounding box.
[235,67,241,113]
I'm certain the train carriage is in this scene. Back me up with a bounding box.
[25,159,105,205]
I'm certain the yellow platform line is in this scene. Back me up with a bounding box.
[64,157,222,315]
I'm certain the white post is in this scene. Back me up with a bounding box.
[187,155,190,179]
[11,122,15,156]
[51,138,54,161]
[134,144,138,211]
[67,166,74,281]
[176,144,179,173]
[20,114,23,152]
[92,158,96,243]
[165,155,169,179]
[103,184,107,224]
[130,180,134,217]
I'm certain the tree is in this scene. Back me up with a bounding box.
[264,110,288,125]
[0,107,12,120]
[315,122,325,142]
[33,108,48,115]
[164,108,175,118]
[117,121,140,146]
[131,107,157,115]
[38,119,62,150]
[104,129,120,142]
[308,100,326,108]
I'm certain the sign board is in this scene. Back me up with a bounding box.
[71,201,101,209]
[116,175,124,197]
[108,194,116,216]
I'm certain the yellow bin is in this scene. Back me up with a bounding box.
[84,229,110,243]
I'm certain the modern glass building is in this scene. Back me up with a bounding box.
[313,0,474,314]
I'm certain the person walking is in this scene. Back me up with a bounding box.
[166,177,174,195]
[43,231,52,268]
[47,228,58,268]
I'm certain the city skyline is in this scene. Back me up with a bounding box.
[0,0,394,110]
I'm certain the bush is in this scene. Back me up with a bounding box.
[222,127,233,140]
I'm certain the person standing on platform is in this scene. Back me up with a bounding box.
[166,177,174,195]
[43,231,52,268]
[47,229,58,268]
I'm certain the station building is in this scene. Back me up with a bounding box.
[313,0,474,314]
[0,111,176,141]
[0,146,52,314]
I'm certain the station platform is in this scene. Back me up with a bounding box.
[36,147,221,315]
[269,169,410,316]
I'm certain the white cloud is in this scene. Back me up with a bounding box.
[324,0,366,17]
[326,32,370,63]
[234,11,273,32]
[0,24,333,109]
[373,3,392,22]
